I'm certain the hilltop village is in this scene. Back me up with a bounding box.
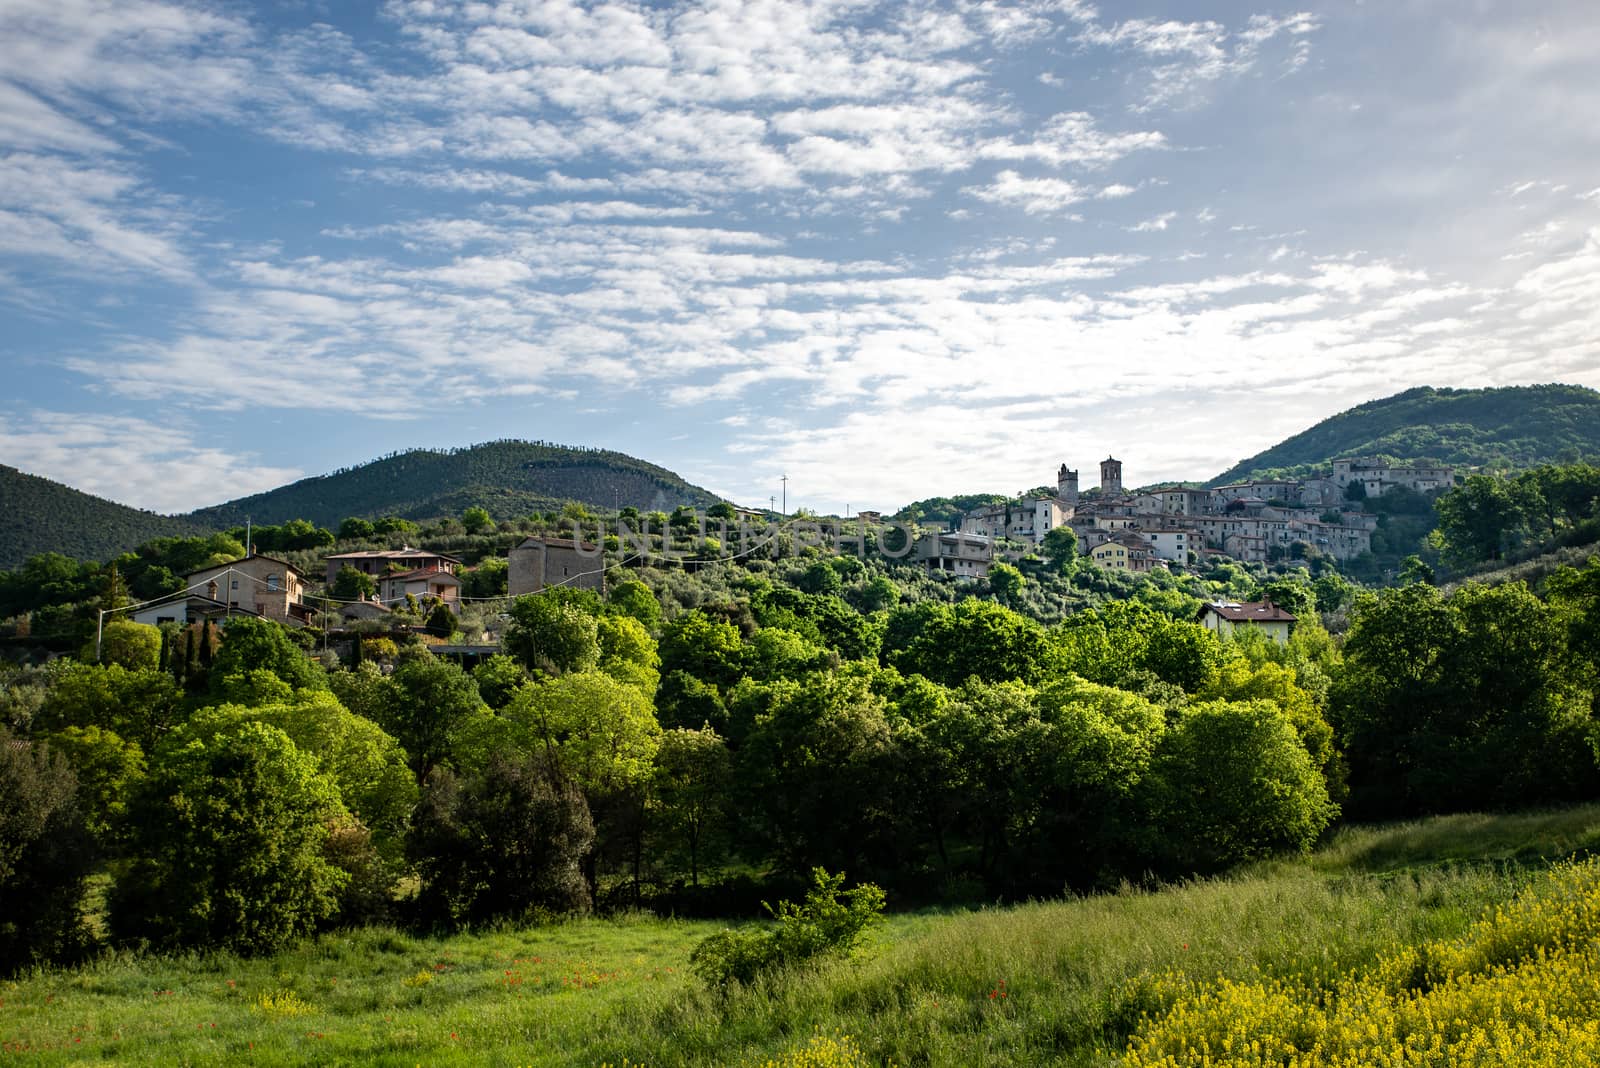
[914,456,1454,578]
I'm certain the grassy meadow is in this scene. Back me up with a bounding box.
[6,803,1600,1066]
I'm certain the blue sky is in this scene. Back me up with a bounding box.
[2,0,1597,516]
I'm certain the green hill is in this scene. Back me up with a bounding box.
[0,465,209,570]
[1209,383,1600,486]
[186,440,725,529]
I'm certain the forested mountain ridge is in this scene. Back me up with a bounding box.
[1209,384,1600,486]
[187,440,725,529]
[0,466,209,570]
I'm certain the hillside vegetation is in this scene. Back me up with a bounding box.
[1209,383,1600,485]
[0,466,209,570]
[187,441,725,529]
[0,442,727,568]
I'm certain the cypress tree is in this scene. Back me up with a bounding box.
[183,627,201,692]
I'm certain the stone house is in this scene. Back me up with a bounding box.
[508,536,605,596]
[961,498,1070,545]
[378,568,461,611]
[1223,533,1269,563]
[1330,458,1454,498]
[913,531,993,578]
[185,554,315,625]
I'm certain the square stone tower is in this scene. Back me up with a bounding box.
[1100,456,1123,495]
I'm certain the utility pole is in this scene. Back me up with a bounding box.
[781,474,788,516]
[769,494,776,513]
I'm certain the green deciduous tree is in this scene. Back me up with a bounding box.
[596,613,661,695]
[0,731,94,972]
[988,562,1026,604]
[209,617,326,695]
[854,575,900,613]
[461,556,508,598]
[1148,699,1336,870]
[651,726,733,888]
[386,654,490,783]
[471,653,529,710]
[735,671,898,878]
[408,756,594,926]
[1434,474,1530,565]
[503,593,600,675]
[885,600,1047,687]
[337,517,375,541]
[331,565,377,601]
[38,662,182,750]
[607,578,662,632]
[89,620,162,671]
[659,610,746,689]
[1041,525,1080,573]
[1333,581,1595,819]
[503,671,663,797]
[238,693,418,860]
[45,725,146,845]
[111,719,347,953]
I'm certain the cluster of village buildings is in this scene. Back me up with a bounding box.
[127,454,1451,644]
[131,536,604,631]
[915,455,1453,578]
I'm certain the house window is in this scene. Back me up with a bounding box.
[267,574,281,592]
[231,579,239,590]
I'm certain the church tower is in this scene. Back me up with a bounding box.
[1057,463,1079,504]
[1100,456,1123,495]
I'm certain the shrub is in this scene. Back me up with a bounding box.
[690,868,886,988]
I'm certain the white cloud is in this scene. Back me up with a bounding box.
[1076,10,1321,111]
[1128,211,1177,232]
[964,170,1088,214]
[0,153,192,278]
[1,0,1597,516]
[0,410,302,513]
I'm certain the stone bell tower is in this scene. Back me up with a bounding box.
[1100,456,1123,495]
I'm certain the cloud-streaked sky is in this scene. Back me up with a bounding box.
[2,0,1597,515]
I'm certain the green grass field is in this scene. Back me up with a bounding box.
[6,803,1600,1066]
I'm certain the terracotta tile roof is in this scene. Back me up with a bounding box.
[1197,599,1297,623]
[326,548,463,563]
[185,553,305,579]
[381,568,462,584]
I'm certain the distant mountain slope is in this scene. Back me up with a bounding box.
[1209,384,1600,486]
[186,440,725,529]
[0,465,208,570]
